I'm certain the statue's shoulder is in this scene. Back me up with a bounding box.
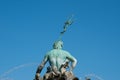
[62,49,70,54]
[46,49,70,55]
[48,49,56,53]
[46,49,56,55]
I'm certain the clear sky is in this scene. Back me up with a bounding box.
[0,0,120,80]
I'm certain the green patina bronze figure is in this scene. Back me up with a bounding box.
[34,16,78,80]
[35,40,77,80]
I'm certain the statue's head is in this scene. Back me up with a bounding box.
[53,40,63,49]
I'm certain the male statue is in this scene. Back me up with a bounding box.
[34,40,77,80]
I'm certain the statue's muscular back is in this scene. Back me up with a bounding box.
[47,49,70,71]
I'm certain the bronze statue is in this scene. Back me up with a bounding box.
[34,16,78,80]
[34,40,77,80]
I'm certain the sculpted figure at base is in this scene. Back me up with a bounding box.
[34,40,78,80]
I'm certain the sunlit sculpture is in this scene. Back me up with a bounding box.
[34,16,79,80]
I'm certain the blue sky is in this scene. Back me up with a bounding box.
[0,0,120,80]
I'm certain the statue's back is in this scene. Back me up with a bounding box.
[47,49,69,70]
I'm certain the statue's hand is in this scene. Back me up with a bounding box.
[35,73,40,80]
